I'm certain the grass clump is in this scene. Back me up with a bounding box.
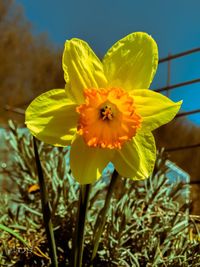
[0,121,199,266]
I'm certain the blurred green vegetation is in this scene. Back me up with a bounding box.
[0,121,199,266]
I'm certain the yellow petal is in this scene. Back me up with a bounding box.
[25,89,78,146]
[103,32,158,91]
[62,38,107,104]
[132,89,182,131]
[70,135,114,184]
[112,132,156,180]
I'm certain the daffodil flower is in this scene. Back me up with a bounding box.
[25,32,182,184]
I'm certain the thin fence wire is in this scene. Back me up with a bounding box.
[165,143,200,152]
[175,109,200,118]
[155,78,200,93]
[159,47,200,63]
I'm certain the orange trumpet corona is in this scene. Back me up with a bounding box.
[76,88,142,149]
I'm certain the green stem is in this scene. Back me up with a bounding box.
[91,170,119,263]
[72,184,91,267]
[33,137,58,267]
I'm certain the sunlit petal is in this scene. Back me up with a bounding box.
[70,135,114,184]
[63,38,107,104]
[112,132,156,180]
[25,89,78,146]
[103,32,158,91]
[132,89,182,131]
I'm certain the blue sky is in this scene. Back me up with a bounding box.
[16,0,200,125]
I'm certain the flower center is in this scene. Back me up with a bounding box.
[100,105,113,121]
[76,88,142,149]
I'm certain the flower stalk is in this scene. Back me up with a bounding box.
[91,170,119,263]
[33,137,58,267]
[72,183,91,267]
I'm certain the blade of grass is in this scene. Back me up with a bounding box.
[0,223,31,248]
[33,137,58,267]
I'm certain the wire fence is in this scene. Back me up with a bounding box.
[157,48,200,186]
[155,47,200,154]
[3,46,200,154]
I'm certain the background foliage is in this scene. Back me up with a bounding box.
[0,0,64,124]
[0,122,199,266]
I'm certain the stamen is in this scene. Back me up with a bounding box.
[76,88,142,149]
[100,105,113,120]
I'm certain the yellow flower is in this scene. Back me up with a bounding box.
[25,32,182,184]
